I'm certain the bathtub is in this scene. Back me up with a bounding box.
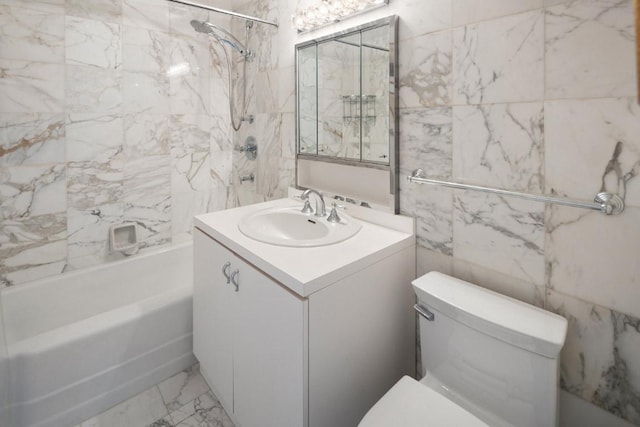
[0,243,195,427]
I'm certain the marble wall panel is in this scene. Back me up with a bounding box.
[545,98,640,207]
[398,107,452,180]
[65,65,122,114]
[546,205,640,319]
[0,4,64,63]
[65,113,123,162]
[66,161,124,269]
[123,0,169,33]
[545,0,635,100]
[254,113,282,198]
[124,156,171,249]
[453,192,545,286]
[547,289,640,425]
[0,113,65,165]
[65,0,123,23]
[65,16,122,69]
[0,0,64,14]
[124,114,170,156]
[0,60,65,113]
[453,0,543,26]
[453,256,545,307]
[169,75,210,115]
[0,0,241,284]
[122,27,171,74]
[399,29,451,108]
[452,102,544,192]
[414,186,453,256]
[452,10,544,105]
[123,71,170,114]
[278,65,295,113]
[169,35,212,80]
[396,0,451,41]
[0,163,66,221]
[0,215,67,288]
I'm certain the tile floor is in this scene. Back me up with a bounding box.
[74,364,235,427]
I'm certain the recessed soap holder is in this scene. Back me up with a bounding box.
[109,222,139,255]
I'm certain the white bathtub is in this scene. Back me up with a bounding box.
[0,243,195,427]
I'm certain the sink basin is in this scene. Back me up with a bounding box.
[238,206,362,247]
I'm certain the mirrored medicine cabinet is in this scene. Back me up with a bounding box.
[295,15,399,211]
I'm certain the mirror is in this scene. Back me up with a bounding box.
[296,16,398,167]
[636,0,639,103]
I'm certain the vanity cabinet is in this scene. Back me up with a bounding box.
[193,200,415,427]
[193,230,305,427]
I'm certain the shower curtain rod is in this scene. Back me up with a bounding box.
[167,0,279,28]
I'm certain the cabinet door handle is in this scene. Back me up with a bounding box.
[222,262,231,284]
[230,270,240,292]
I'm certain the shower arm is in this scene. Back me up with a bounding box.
[167,0,278,28]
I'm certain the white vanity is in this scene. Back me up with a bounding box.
[193,194,415,427]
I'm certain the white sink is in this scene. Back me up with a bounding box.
[238,206,362,247]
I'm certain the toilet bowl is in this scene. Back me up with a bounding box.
[359,376,489,427]
[359,272,568,427]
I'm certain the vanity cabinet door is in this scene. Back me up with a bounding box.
[194,229,307,427]
[233,258,306,427]
[193,230,234,409]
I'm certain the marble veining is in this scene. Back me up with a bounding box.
[545,0,635,99]
[123,27,171,74]
[453,10,544,104]
[453,102,544,192]
[65,16,122,69]
[454,192,545,286]
[0,113,65,165]
[66,0,123,23]
[546,205,640,320]
[81,365,236,427]
[0,60,65,113]
[399,107,452,180]
[399,30,452,108]
[124,156,171,249]
[0,4,64,63]
[547,289,640,425]
[65,65,122,113]
[545,98,640,206]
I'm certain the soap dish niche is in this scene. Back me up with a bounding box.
[109,222,139,255]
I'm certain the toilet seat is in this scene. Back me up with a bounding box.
[358,376,489,427]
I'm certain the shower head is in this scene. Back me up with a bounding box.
[190,20,250,58]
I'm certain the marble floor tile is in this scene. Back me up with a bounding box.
[157,364,211,413]
[79,386,168,427]
[169,391,233,427]
[75,364,236,427]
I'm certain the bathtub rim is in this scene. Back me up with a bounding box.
[0,241,193,298]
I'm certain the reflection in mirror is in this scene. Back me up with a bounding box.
[298,45,317,155]
[296,16,397,166]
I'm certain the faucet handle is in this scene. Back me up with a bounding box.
[301,199,314,214]
[327,202,345,223]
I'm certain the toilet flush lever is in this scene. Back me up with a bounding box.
[414,304,435,321]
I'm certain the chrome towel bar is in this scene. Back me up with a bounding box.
[408,169,624,216]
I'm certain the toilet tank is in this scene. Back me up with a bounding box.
[413,272,567,427]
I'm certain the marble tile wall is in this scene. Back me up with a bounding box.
[0,0,289,286]
[389,0,640,424]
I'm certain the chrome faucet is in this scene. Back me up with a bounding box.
[301,188,326,217]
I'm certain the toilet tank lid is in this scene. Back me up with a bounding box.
[412,272,568,358]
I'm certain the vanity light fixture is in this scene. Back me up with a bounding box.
[292,0,389,33]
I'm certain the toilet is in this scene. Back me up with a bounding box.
[359,272,568,427]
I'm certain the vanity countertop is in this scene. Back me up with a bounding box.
[194,196,415,297]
